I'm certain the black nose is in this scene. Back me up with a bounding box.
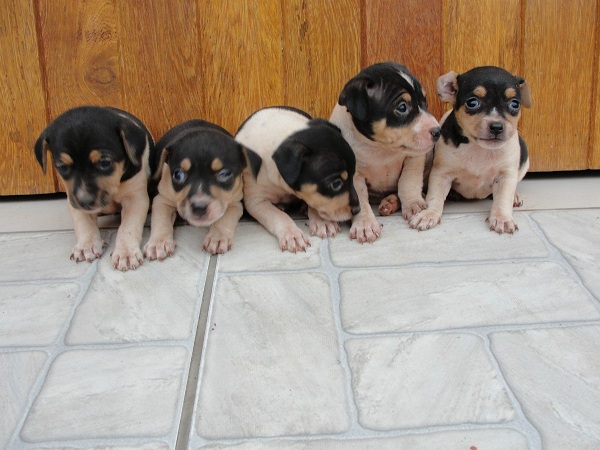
[191,203,208,217]
[430,127,441,142]
[489,122,504,135]
[351,205,361,215]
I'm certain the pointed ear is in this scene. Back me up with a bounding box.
[338,78,371,122]
[34,134,50,174]
[272,141,309,188]
[118,121,150,168]
[437,71,459,105]
[151,146,169,181]
[517,77,533,108]
[242,146,262,179]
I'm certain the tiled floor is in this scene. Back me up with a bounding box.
[1,175,600,450]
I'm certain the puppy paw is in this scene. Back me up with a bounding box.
[409,209,441,231]
[71,238,106,263]
[306,216,341,238]
[349,216,382,243]
[278,226,311,253]
[111,244,144,271]
[487,214,519,234]
[401,198,428,220]
[203,229,234,255]
[513,192,524,207]
[379,194,400,216]
[144,237,176,261]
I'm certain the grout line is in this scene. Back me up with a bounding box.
[175,254,218,450]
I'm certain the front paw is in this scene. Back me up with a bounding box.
[144,237,176,261]
[203,228,234,255]
[306,216,341,238]
[401,198,427,220]
[71,237,106,263]
[379,194,400,216]
[111,243,144,271]
[487,214,518,234]
[349,215,382,243]
[409,209,441,231]
[278,225,311,253]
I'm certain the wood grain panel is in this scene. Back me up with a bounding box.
[590,0,600,169]
[364,0,443,120]
[523,0,596,171]
[116,1,204,139]
[282,0,361,119]
[0,0,54,194]
[199,0,283,134]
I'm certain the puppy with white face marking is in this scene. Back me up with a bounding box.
[144,120,259,258]
[34,106,155,271]
[409,66,532,234]
[235,106,360,253]
[330,62,441,243]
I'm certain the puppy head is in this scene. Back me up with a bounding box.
[155,124,249,227]
[437,66,532,149]
[34,106,150,212]
[338,61,440,155]
[272,119,360,222]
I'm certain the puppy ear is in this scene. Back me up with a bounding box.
[272,141,309,188]
[151,146,169,181]
[242,146,262,179]
[437,71,459,105]
[118,121,150,168]
[517,77,533,108]
[34,134,50,174]
[338,78,371,122]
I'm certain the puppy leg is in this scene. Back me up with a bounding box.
[409,170,452,231]
[306,206,341,238]
[203,201,244,254]
[398,155,428,220]
[379,194,400,216]
[68,203,106,262]
[111,190,149,271]
[488,175,519,234]
[349,174,383,243]
[246,198,310,252]
[144,194,177,261]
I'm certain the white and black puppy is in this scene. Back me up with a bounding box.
[34,106,155,271]
[235,106,360,252]
[330,62,441,243]
[410,66,532,233]
[144,120,259,258]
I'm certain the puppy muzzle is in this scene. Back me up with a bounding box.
[71,190,110,212]
[179,198,225,227]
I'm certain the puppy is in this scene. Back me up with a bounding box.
[235,106,360,252]
[34,106,155,271]
[330,61,441,243]
[144,120,259,258]
[409,66,532,234]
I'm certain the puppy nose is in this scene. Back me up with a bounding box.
[489,122,504,135]
[351,205,361,215]
[191,203,208,217]
[430,127,441,142]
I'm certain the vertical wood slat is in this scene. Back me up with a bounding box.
[590,0,600,169]
[199,0,284,134]
[282,0,361,120]
[0,0,54,194]
[522,0,596,171]
[363,0,443,120]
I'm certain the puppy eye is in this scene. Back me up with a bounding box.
[216,169,233,183]
[172,168,187,184]
[54,161,70,175]
[329,178,344,193]
[395,102,409,116]
[98,156,112,170]
[466,97,480,109]
[509,99,521,110]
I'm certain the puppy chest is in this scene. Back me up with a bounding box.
[451,168,499,199]
[358,158,405,193]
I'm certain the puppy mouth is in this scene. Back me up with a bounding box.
[318,208,353,222]
[476,137,507,148]
[179,200,224,227]
[70,191,110,212]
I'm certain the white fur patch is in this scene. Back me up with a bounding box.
[400,71,415,89]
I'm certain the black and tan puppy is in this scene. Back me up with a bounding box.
[34,106,155,271]
[330,62,441,243]
[235,106,360,252]
[410,66,532,233]
[144,120,257,258]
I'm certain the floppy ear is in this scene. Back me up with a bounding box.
[338,78,371,122]
[151,146,169,181]
[34,134,50,174]
[118,121,149,168]
[437,71,459,105]
[242,146,262,179]
[517,77,533,108]
[272,141,309,188]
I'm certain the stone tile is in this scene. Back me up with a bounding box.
[0,231,95,281]
[66,226,207,344]
[0,283,80,346]
[217,221,322,272]
[21,346,188,442]
[0,351,47,449]
[346,334,515,429]
[330,213,548,267]
[198,428,529,449]
[340,261,600,333]
[531,210,600,298]
[491,326,600,450]
[196,273,349,438]
[35,443,170,450]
